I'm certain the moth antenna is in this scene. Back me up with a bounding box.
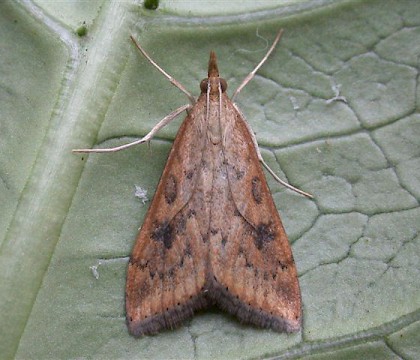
[130,35,196,105]
[231,29,284,101]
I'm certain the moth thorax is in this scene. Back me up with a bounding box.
[200,77,228,94]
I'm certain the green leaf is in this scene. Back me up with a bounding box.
[1,0,419,359]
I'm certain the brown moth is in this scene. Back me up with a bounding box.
[74,30,312,336]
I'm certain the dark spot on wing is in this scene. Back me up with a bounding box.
[253,222,275,250]
[151,221,174,249]
[251,176,263,204]
[278,261,288,271]
[185,243,192,257]
[164,174,177,204]
[236,169,245,179]
[263,271,269,281]
[175,213,186,234]
[186,170,194,179]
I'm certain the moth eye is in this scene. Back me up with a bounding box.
[220,78,227,93]
[200,78,208,93]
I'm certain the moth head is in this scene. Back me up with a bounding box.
[200,51,228,94]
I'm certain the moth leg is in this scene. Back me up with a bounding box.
[231,29,283,101]
[261,158,313,198]
[234,105,313,198]
[130,36,196,105]
[73,104,191,153]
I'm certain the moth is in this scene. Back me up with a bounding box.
[74,30,312,336]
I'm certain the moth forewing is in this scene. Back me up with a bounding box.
[207,86,301,332]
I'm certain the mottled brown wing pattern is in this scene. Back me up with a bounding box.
[209,95,301,332]
[76,31,303,337]
[126,100,209,336]
[125,35,303,336]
